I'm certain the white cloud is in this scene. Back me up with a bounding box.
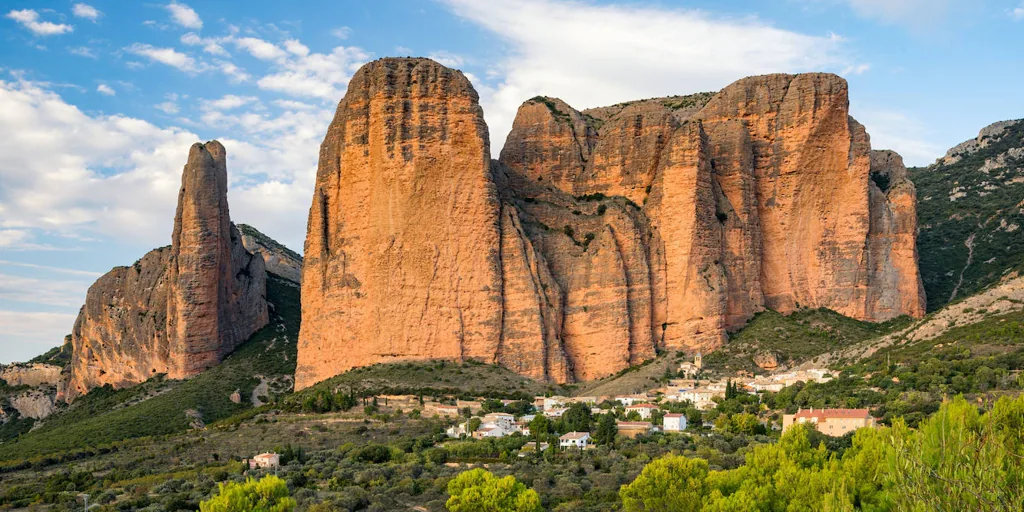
[852,107,945,166]
[166,1,202,30]
[206,94,258,111]
[0,76,200,245]
[155,101,179,114]
[1013,3,1024,21]
[72,3,101,21]
[215,60,250,83]
[284,39,310,57]
[256,46,370,100]
[234,37,288,61]
[0,229,64,251]
[0,259,101,277]
[0,229,31,248]
[96,84,115,96]
[842,63,871,76]
[428,51,464,68]
[331,26,352,39]
[0,273,93,308]
[272,99,316,111]
[180,32,230,57]
[0,311,78,364]
[125,43,201,73]
[68,46,97,58]
[6,9,74,36]
[0,75,321,252]
[441,0,847,152]
[395,46,413,55]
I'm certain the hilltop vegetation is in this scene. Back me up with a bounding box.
[703,308,912,374]
[912,119,1024,311]
[289,359,559,405]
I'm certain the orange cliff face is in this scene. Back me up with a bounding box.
[298,58,525,390]
[295,59,926,390]
[64,141,268,400]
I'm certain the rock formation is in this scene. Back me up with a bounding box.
[296,58,514,389]
[238,224,303,283]
[296,59,926,388]
[0,364,62,388]
[64,141,268,399]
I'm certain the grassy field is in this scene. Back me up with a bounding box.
[0,275,300,463]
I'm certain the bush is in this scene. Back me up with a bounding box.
[199,475,296,512]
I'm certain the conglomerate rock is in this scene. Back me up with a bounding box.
[295,59,926,388]
[64,141,268,399]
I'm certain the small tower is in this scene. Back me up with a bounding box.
[694,352,703,371]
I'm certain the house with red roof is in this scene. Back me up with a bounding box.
[782,408,876,436]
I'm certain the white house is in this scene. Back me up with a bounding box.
[482,413,515,431]
[663,413,688,432]
[559,431,590,449]
[625,403,660,419]
[249,453,280,470]
[446,422,469,438]
[472,424,512,439]
[544,407,569,418]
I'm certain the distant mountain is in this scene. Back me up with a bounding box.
[912,119,1024,311]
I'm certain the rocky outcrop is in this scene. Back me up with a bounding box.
[65,141,268,399]
[867,150,927,319]
[0,364,62,387]
[10,389,56,420]
[296,59,926,387]
[238,224,303,283]
[296,58,510,390]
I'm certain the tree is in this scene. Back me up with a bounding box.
[563,402,592,432]
[446,468,543,512]
[528,414,550,442]
[593,413,618,445]
[620,455,709,512]
[469,417,482,433]
[685,407,703,429]
[200,475,296,512]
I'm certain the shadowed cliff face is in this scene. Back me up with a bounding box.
[65,141,268,400]
[296,59,926,388]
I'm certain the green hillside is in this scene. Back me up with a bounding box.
[912,119,1024,311]
[289,359,559,406]
[0,275,300,462]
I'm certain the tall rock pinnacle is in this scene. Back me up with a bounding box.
[295,58,513,390]
[65,141,268,399]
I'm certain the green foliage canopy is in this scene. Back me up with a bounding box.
[446,468,543,512]
[199,475,296,512]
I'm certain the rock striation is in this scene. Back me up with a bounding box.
[296,59,926,388]
[64,141,268,400]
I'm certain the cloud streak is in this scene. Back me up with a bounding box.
[6,9,74,36]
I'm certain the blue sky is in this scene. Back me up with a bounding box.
[1,0,1023,363]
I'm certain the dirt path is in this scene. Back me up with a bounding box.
[251,377,269,407]
[948,232,976,303]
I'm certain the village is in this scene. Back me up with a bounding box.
[246,354,877,467]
